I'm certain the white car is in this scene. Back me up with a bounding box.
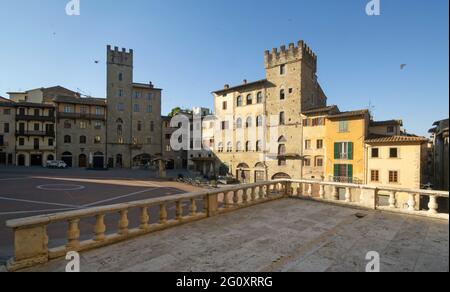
[46,160,68,169]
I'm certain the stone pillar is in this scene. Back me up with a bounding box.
[206,194,219,217]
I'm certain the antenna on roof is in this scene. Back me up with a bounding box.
[368,100,376,119]
[76,88,92,98]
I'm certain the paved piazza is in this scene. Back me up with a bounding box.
[0,167,202,263]
[19,199,449,272]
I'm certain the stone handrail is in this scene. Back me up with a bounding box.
[287,179,449,219]
[6,180,287,271]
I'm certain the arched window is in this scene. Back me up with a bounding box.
[64,135,71,144]
[280,89,285,100]
[278,136,287,143]
[79,135,87,144]
[246,94,253,105]
[256,140,263,152]
[236,141,242,152]
[246,117,252,128]
[278,144,286,155]
[279,112,285,125]
[218,142,224,153]
[257,92,263,103]
[256,115,263,127]
[227,142,233,152]
[246,141,252,152]
[237,96,243,107]
[117,124,123,137]
[236,118,242,129]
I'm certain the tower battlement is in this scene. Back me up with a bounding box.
[264,40,317,71]
[107,45,133,67]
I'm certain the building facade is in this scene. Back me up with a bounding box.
[212,41,328,182]
[0,96,16,166]
[54,95,107,168]
[429,119,449,191]
[106,46,162,169]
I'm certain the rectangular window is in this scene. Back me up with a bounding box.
[390,148,398,158]
[339,121,349,133]
[387,126,395,134]
[3,109,11,115]
[80,121,87,129]
[64,106,73,113]
[48,139,54,146]
[280,64,286,75]
[19,138,25,146]
[221,121,229,130]
[303,158,311,167]
[134,104,140,113]
[278,158,287,166]
[95,107,102,115]
[94,122,102,130]
[34,123,39,131]
[94,136,101,144]
[389,171,399,183]
[305,140,311,150]
[316,157,324,167]
[0,135,3,146]
[333,164,354,180]
[334,142,353,160]
[34,109,40,116]
[371,170,379,182]
[147,93,153,101]
[80,106,88,114]
[316,139,323,149]
[118,89,123,97]
[117,103,124,112]
[4,123,9,133]
[222,101,227,110]
[303,119,309,127]
[150,121,154,132]
[134,91,141,99]
[372,148,379,158]
[146,105,153,113]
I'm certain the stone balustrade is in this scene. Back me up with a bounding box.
[6,181,286,271]
[5,179,448,271]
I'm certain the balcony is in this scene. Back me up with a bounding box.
[5,180,448,272]
[16,144,55,151]
[16,131,55,137]
[57,112,106,121]
[16,114,55,122]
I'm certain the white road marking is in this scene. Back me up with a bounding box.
[36,184,85,191]
[80,188,159,208]
[0,196,79,208]
[0,207,77,216]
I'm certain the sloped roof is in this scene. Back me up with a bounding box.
[365,135,428,144]
[53,95,106,106]
[327,109,369,119]
[370,120,403,127]
[302,105,339,115]
[213,79,268,94]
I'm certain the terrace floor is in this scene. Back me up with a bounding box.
[20,199,449,272]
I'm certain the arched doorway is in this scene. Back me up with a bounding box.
[79,154,87,168]
[93,152,105,169]
[254,162,267,182]
[18,154,26,166]
[115,154,123,168]
[61,152,73,167]
[236,163,251,184]
[272,173,291,180]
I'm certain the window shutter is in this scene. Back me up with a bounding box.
[334,143,340,159]
[348,142,354,160]
[347,164,353,179]
[334,164,340,177]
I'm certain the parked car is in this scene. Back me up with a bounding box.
[46,160,68,169]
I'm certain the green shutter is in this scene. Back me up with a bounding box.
[334,164,340,177]
[347,164,353,179]
[348,142,354,160]
[334,143,340,159]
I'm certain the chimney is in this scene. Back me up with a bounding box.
[243,79,247,84]
[149,81,154,88]
[224,84,230,89]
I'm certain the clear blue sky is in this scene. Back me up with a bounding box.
[0,0,448,136]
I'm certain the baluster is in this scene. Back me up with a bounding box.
[389,192,397,208]
[190,198,198,216]
[251,187,256,202]
[118,209,129,235]
[332,186,339,200]
[297,183,302,196]
[408,193,416,211]
[259,186,265,200]
[242,189,249,204]
[428,195,438,214]
[308,184,313,197]
[319,184,325,199]
[345,187,351,202]
[176,201,183,221]
[233,191,239,205]
[139,207,150,230]
[159,204,168,224]
[94,214,106,241]
[223,192,231,208]
[67,219,80,250]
